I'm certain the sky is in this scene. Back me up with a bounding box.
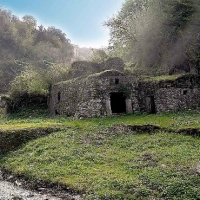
[0,0,125,48]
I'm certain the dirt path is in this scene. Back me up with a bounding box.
[0,180,64,200]
[0,170,81,200]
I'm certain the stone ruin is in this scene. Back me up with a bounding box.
[49,58,200,118]
[67,57,125,79]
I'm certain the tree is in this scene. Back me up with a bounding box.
[22,15,37,29]
[106,0,200,75]
[10,66,49,98]
[91,48,109,63]
[0,7,74,93]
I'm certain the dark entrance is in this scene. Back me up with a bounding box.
[110,92,126,114]
[146,96,156,114]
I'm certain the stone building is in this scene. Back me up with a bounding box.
[49,70,137,118]
[49,62,200,118]
[67,57,125,80]
[139,74,200,113]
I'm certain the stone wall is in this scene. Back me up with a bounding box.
[49,78,102,118]
[139,75,200,113]
[49,73,200,118]
[89,71,138,116]
[155,88,200,112]
[49,70,137,118]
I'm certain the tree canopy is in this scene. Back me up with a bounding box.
[106,0,200,75]
[0,7,74,93]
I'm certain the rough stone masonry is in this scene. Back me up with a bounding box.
[49,58,200,118]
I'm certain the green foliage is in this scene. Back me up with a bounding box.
[91,48,109,63]
[8,62,72,112]
[118,84,132,98]
[7,66,49,113]
[106,0,200,75]
[10,66,49,97]
[0,7,74,93]
[7,106,49,119]
[46,63,71,84]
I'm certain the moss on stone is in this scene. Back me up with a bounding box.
[87,70,125,79]
[142,74,185,82]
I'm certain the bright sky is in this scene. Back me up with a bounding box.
[0,0,125,48]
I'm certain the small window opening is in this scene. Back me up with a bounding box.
[58,92,61,102]
[55,109,59,115]
[183,90,188,95]
[115,78,119,84]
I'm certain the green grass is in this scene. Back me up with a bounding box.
[1,110,200,131]
[0,110,200,199]
[1,130,200,199]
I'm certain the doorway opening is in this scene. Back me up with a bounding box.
[146,96,156,114]
[110,92,126,114]
[58,92,61,102]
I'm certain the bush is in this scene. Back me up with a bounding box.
[7,66,49,113]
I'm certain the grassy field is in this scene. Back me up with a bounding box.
[2,109,200,131]
[0,109,200,199]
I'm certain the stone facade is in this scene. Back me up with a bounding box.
[50,70,136,118]
[139,75,200,113]
[49,71,200,118]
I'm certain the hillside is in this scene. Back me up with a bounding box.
[0,8,75,94]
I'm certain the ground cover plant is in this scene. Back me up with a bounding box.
[0,110,200,199]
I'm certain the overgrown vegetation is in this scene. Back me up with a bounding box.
[142,74,185,82]
[0,7,78,113]
[106,0,200,75]
[1,2,200,198]
[4,0,200,112]
[0,8,74,93]
[0,110,200,199]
